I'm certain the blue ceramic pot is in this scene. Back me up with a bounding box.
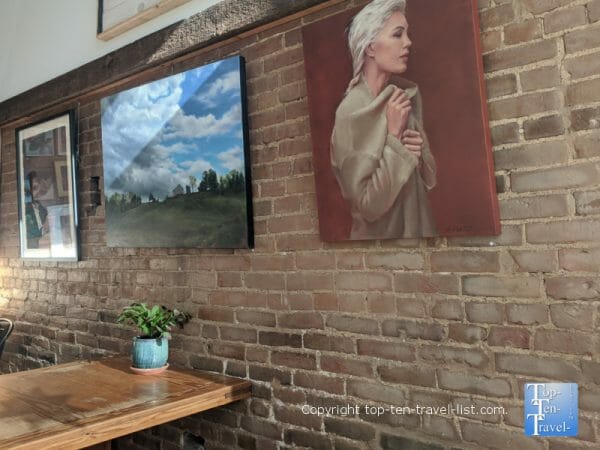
[132,336,168,369]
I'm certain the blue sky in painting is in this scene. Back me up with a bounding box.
[100,56,245,200]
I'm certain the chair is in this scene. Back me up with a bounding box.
[0,318,14,359]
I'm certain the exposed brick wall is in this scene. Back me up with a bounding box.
[1,0,599,449]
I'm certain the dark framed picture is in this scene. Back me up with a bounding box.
[100,55,253,248]
[16,111,79,260]
[302,0,500,241]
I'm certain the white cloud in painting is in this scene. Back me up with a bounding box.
[179,159,213,174]
[164,103,241,140]
[217,146,244,171]
[196,70,239,107]
[101,73,185,188]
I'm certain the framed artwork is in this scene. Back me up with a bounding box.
[100,55,253,249]
[302,0,500,241]
[16,111,79,260]
[97,0,192,40]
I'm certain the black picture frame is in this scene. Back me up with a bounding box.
[16,111,79,261]
[100,55,253,249]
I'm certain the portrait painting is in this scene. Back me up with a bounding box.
[16,111,79,260]
[302,0,500,241]
[100,55,253,248]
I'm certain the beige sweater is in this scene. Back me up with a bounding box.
[330,76,437,240]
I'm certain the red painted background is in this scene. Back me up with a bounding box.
[302,0,500,241]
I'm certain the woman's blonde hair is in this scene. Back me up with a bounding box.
[346,0,407,90]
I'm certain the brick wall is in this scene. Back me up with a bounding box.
[1,0,599,449]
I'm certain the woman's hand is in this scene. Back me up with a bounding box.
[401,129,423,159]
[386,87,412,139]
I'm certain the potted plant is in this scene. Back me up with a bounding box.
[117,303,191,374]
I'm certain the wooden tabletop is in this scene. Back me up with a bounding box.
[0,357,251,450]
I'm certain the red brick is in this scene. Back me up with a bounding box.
[347,380,406,405]
[488,326,530,349]
[448,323,487,344]
[419,345,490,369]
[272,351,316,370]
[494,140,569,170]
[463,276,540,298]
[565,23,600,53]
[512,163,600,193]
[274,404,321,430]
[503,19,542,45]
[244,272,285,291]
[431,299,464,321]
[335,271,392,291]
[573,131,600,158]
[357,339,415,362]
[499,194,569,220]
[520,66,561,92]
[528,219,600,244]
[480,4,515,29]
[565,50,600,80]
[448,224,522,247]
[378,364,436,387]
[550,304,596,330]
[293,371,344,395]
[364,252,424,270]
[394,274,459,294]
[220,326,257,343]
[490,122,520,145]
[251,254,294,271]
[506,303,548,325]
[567,78,600,106]
[279,312,324,329]
[480,30,502,53]
[559,247,600,271]
[286,272,333,291]
[326,315,379,335]
[535,329,596,356]
[591,0,600,22]
[488,91,560,120]
[521,0,576,14]
[324,417,375,441]
[485,74,517,99]
[570,106,600,132]
[431,251,499,273]
[367,292,397,314]
[495,353,580,380]
[484,40,557,72]
[546,276,600,300]
[259,331,301,348]
[574,189,600,215]
[523,114,565,140]
[437,369,512,397]
[381,319,445,341]
[509,250,558,273]
[320,355,373,377]
[544,5,587,33]
[465,302,504,324]
[461,421,544,450]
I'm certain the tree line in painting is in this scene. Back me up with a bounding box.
[105,168,246,216]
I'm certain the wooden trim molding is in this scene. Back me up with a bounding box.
[98,0,193,41]
[0,0,340,127]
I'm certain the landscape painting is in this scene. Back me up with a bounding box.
[100,55,253,248]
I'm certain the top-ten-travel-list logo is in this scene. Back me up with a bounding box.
[524,383,578,437]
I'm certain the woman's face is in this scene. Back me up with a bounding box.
[367,11,412,75]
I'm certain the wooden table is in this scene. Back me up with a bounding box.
[0,357,251,449]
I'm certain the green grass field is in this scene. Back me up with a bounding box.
[106,192,249,248]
